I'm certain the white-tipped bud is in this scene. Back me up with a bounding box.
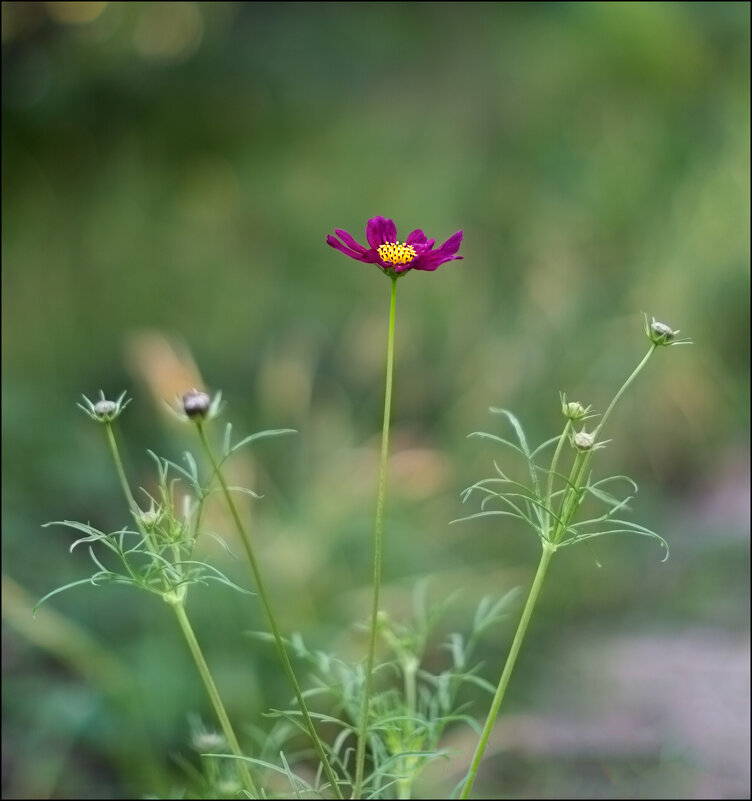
[648,318,676,345]
[643,315,691,347]
[78,390,131,423]
[137,503,163,530]
[560,393,593,422]
[94,400,118,418]
[572,429,596,451]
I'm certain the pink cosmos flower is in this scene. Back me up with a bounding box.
[327,216,463,276]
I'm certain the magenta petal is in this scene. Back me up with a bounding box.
[366,216,397,249]
[333,228,368,254]
[406,229,428,247]
[327,234,370,262]
[435,230,463,257]
[412,231,464,270]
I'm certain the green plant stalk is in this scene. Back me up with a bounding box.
[461,342,663,798]
[552,344,658,544]
[102,422,256,792]
[459,541,555,800]
[104,422,162,557]
[594,344,656,439]
[353,275,399,799]
[105,422,141,519]
[170,599,258,796]
[552,449,586,545]
[396,656,419,800]
[196,424,343,800]
[544,420,572,539]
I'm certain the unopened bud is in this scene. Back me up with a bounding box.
[79,390,131,423]
[643,315,691,347]
[648,319,676,345]
[181,389,212,420]
[572,429,596,451]
[94,400,118,419]
[138,503,162,530]
[560,393,593,422]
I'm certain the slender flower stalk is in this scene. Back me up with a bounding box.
[104,422,141,520]
[327,217,463,797]
[353,275,399,798]
[169,599,258,796]
[460,321,685,798]
[459,542,555,800]
[194,422,344,800]
[594,344,656,439]
[98,407,257,795]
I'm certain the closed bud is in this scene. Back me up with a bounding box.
[560,393,593,422]
[643,315,691,347]
[648,319,676,345]
[138,503,163,530]
[94,400,118,419]
[78,390,131,423]
[181,389,212,420]
[572,429,596,451]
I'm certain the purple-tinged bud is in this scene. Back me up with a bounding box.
[181,389,212,420]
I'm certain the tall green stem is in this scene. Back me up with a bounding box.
[171,600,258,796]
[459,542,555,800]
[352,276,398,799]
[196,425,343,799]
[103,421,256,793]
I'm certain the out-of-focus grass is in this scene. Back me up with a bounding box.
[2,3,749,798]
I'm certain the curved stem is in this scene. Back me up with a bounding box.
[594,344,656,439]
[196,424,343,799]
[353,276,398,799]
[171,600,258,796]
[459,542,555,799]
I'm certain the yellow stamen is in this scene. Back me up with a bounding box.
[377,241,416,266]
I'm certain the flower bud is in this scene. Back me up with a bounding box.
[94,400,118,419]
[643,315,692,346]
[648,318,676,345]
[572,429,596,451]
[560,393,593,422]
[181,389,212,420]
[79,390,131,422]
[137,503,163,530]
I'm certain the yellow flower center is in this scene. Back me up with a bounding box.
[377,241,417,266]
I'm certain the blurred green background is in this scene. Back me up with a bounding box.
[2,2,749,798]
